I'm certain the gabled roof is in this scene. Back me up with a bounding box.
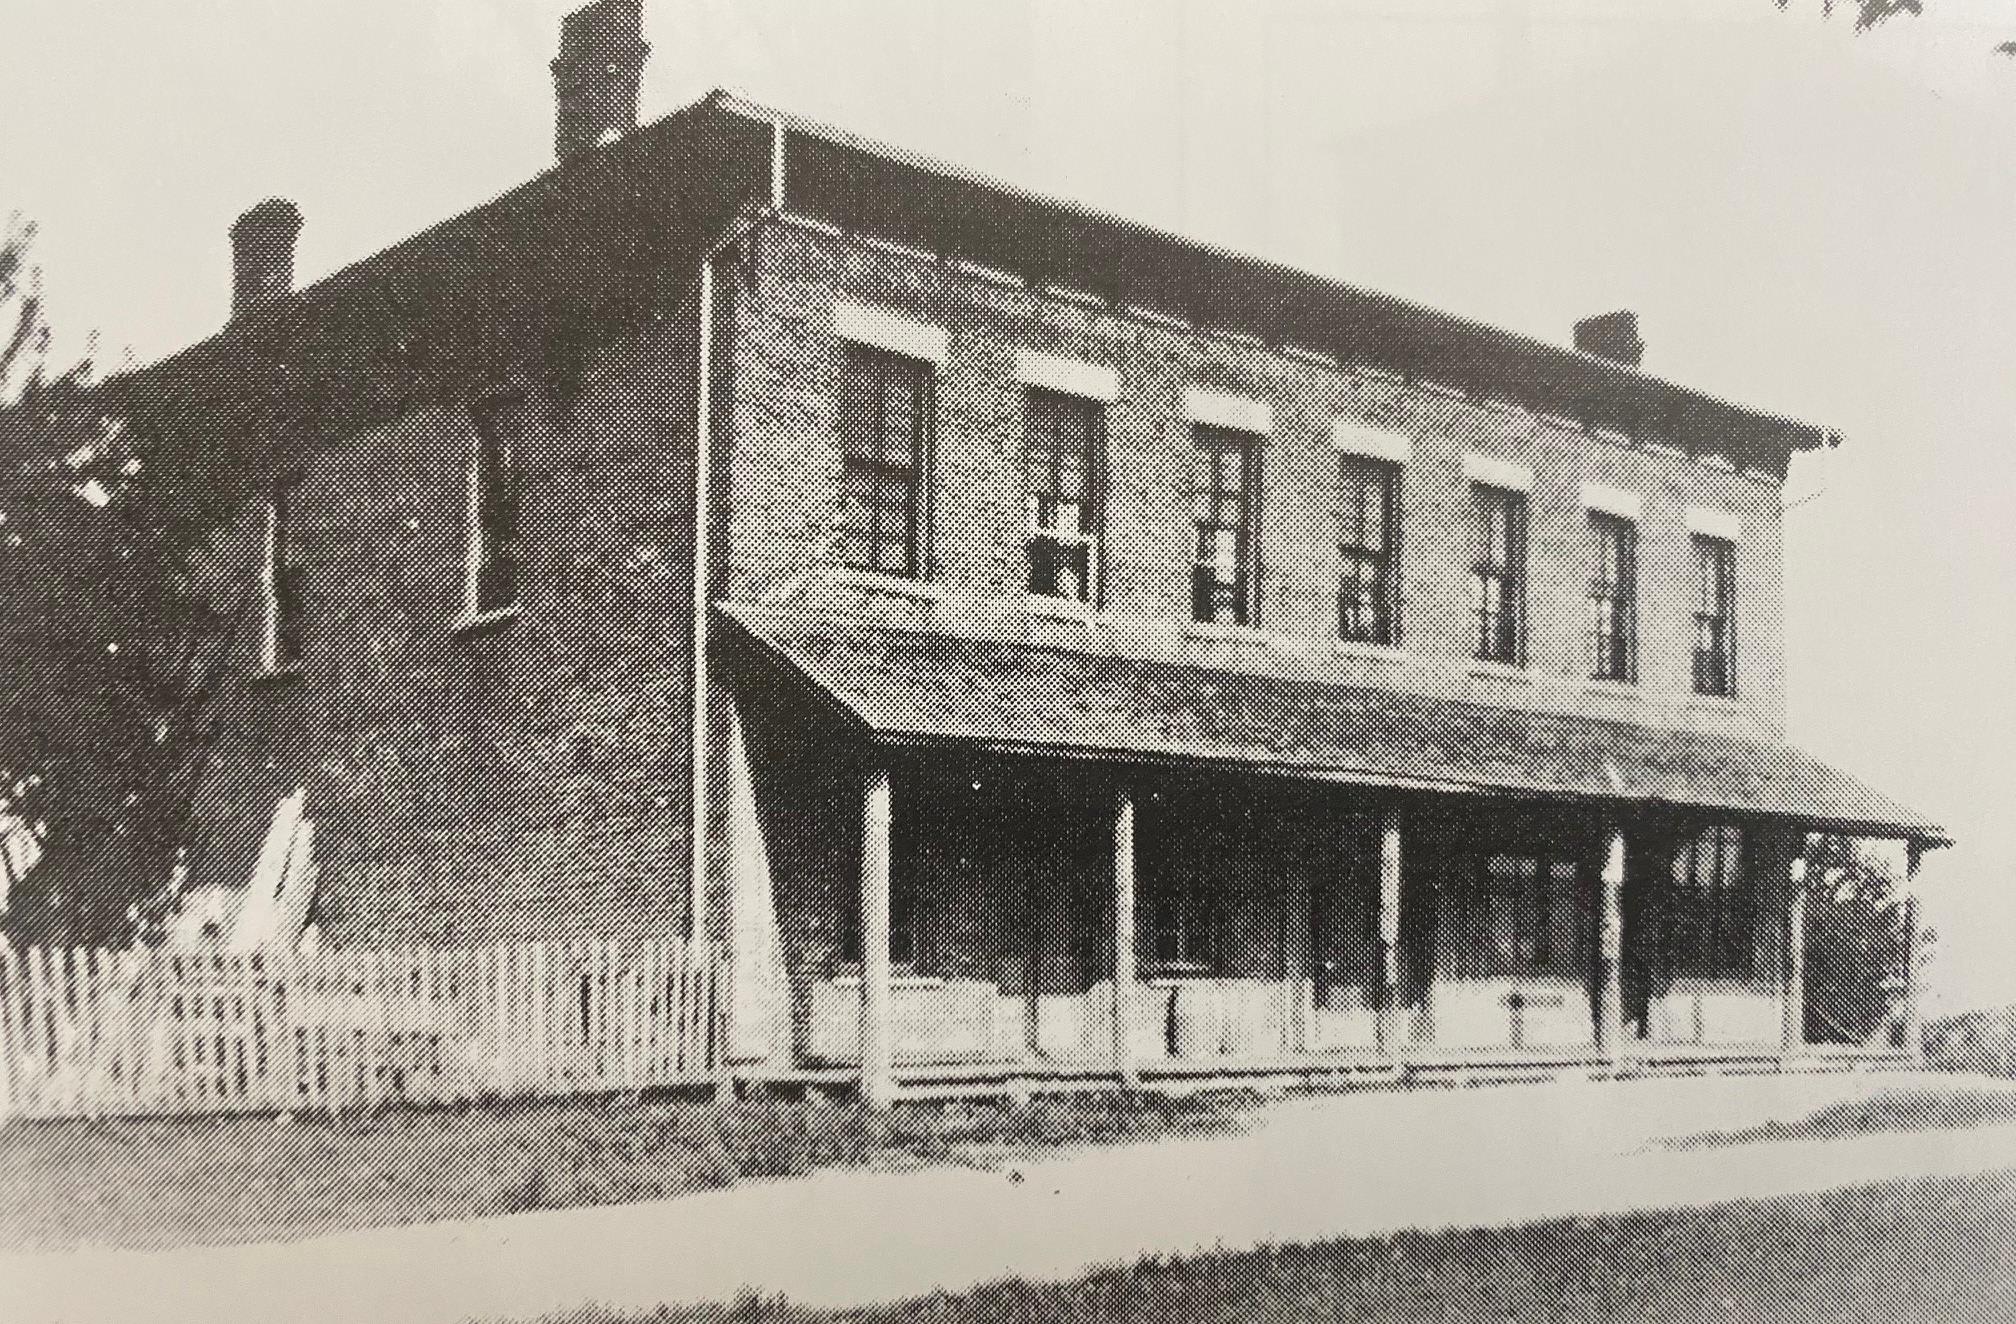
[108,90,1829,479]
[721,604,1947,845]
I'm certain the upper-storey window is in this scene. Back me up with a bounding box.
[1336,456,1400,646]
[1692,534,1737,696]
[1191,426,1262,626]
[1024,389,1102,603]
[1471,484,1528,665]
[468,393,529,618]
[837,344,933,580]
[261,475,305,671]
[1588,512,1638,683]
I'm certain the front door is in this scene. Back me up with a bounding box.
[1434,844,1595,1050]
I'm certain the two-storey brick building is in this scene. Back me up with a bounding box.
[114,1,1944,1103]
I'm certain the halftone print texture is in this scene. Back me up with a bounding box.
[2,2,1980,1321]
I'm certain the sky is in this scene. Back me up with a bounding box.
[2,0,2013,1010]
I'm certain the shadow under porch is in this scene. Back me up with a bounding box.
[724,732,1870,1101]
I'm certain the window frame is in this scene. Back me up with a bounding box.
[1452,852,1585,981]
[1336,454,1401,647]
[1149,882,1221,976]
[466,392,530,620]
[1588,511,1639,683]
[260,474,306,673]
[1471,483,1529,665]
[836,343,935,582]
[1023,387,1105,604]
[1190,425,1263,627]
[1692,533,1737,697]
[1667,825,1752,978]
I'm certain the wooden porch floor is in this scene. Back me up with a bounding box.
[737,1044,1914,1101]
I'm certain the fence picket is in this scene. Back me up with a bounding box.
[0,934,717,1121]
[0,948,21,1118]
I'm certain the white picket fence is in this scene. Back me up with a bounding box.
[0,937,720,1121]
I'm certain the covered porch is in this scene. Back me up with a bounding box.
[715,607,1945,1104]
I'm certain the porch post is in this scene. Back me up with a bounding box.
[1112,789,1139,1090]
[859,766,894,1109]
[1781,855,1808,1060]
[1595,827,1626,1065]
[1376,806,1404,1056]
[1902,841,1925,1061]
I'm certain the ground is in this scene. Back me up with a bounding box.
[6,1070,2016,1323]
[0,1091,1242,1250]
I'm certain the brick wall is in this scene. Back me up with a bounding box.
[722,218,1789,739]
[187,292,708,946]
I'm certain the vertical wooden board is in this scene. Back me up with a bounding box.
[670,942,689,1077]
[488,944,508,1096]
[602,940,618,1088]
[26,947,52,1114]
[105,949,133,1114]
[367,949,388,1110]
[501,939,520,1096]
[638,941,659,1086]
[81,949,107,1115]
[308,950,333,1114]
[532,942,549,1091]
[707,942,723,1076]
[0,948,23,1118]
[50,948,76,1115]
[223,954,243,1108]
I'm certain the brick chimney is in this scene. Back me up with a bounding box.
[551,0,650,163]
[229,199,303,320]
[1573,310,1644,368]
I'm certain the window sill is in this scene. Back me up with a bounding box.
[1331,638,1409,665]
[829,567,944,602]
[1686,692,1743,711]
[1026,594,1100,621]
[824,968,942,989]
[451,604,522,640]
[246,662,304,688]
[1146,967,1223,983]
[1181,619,1307,652]
[1584,678,1643,700]
[1468,658,1534,684]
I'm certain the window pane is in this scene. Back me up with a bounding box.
[1472,486,1525,663]
[1589,514,1636,681]
[472,396,529,613]
[1692,535,1735,695]
[1338,459,1398,645]
[1192,427,1259,625]
[838,347,929,578]
[1025,391,1101,600]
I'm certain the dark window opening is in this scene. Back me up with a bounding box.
[470,394,529,615]
[1668,825,1750,977]
[1471,485,1528,664]
[266,477,305,669]
[1150,886,1219,974]
[1337,456,1400,646]
[1191,426,1261,626]
[1588,512,1638,682]
[1024,390,1103,602]
[837,345,933,579]
[1451,854,1583,980]
[1693,534,1736,696]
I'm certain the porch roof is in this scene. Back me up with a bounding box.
[721,606,1948,845]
